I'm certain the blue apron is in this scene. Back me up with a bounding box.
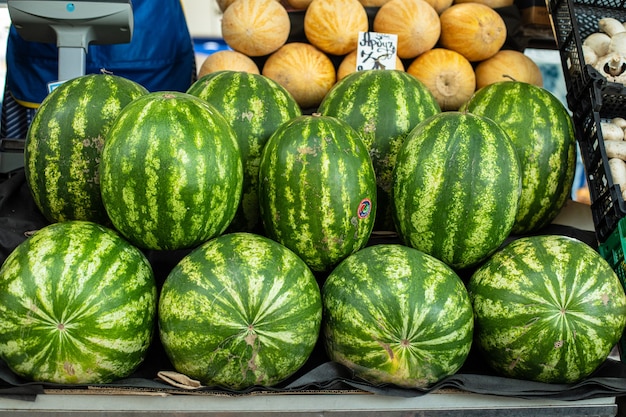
[2,0,196,138]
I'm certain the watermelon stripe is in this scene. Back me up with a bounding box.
[25,74,148,224]
[469,235,626,383]
[187,71,301,232]
[318,69,440,230]
[0,221,156,384]
[259,115,377,272]
[322,244,473,388]
[462,82,576,233]
[159,233,321,389]
[392,112,521,269]
[100,92,243,250]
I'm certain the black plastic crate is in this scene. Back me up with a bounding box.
[573,84,626,243]
[547,0,626,112]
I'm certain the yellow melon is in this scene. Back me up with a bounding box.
[286,0,314,8]
[221,0,291,57]
[262,42,336,109]
[217,0,281,11]
[474,49,543,89]
[373,0,441,59]
[439,2,507,62]
[358,0,393,5]
[198,50,260,78]
[453,0,515,8]
[304,0,369,56]
[423,0,454,13]
[407,48,475,111]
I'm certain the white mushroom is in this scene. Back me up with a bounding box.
[610,157,626,178]
[611,117,626,130]
[582,44,598,66]
[583,32,612,57]
[609,32,626,55]
[602,121,625,141]
[605,140,626,159]
[588,18,626,86]
[599,17,626,37]
[609,158,626,200]
[594,52,626,81]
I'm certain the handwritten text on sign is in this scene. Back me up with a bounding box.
[356,31,398,71]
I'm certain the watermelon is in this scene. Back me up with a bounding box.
[0,220,157,384]
[24,74,148,225]
[462,81,576,234]
[158,232,322,390]
[392,111,521,270]
[318,69,440,231]
[322,244,474,388]
[468,235,626,384]
[100,91,243,251]
[258,114,377,272]
[187,70,301,233]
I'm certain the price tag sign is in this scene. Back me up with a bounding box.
[47,80,68,93]
[356,31,398,71]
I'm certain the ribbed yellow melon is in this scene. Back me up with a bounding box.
[198,50,260,78]
[438,2,507,62]
[304,0,369,56]
[373,0,441,59]
[262,42,337,109]
[221,0,290,57]
[474,50,543,89]
[407,48,475,111]
[453,0,514,8]
[358,0,392,5]
[286,0,314,8]
[423,0,454,13]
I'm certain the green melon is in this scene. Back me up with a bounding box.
[0,220,157,384]
[158,232,322,390]
[24,74,148,224]
[100,91,243,251]
[187,70,301,233]
[468,235,626,383]
[462,81,577,234]
[318,69,440,231]
[392,111,521,270]
[322,243,474,388]
[258,114,377,272]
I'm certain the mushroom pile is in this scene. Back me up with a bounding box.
[582,17,626,84]
[602,117,626,198]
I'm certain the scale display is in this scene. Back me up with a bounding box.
[7,0,133,80]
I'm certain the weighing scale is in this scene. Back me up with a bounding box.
[0,0,134,174]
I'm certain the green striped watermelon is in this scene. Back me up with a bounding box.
[468,235,626,383]
[0,220,157,384]
[322,244,474,388]
[158,232,322,390]
[258,114,377,272]
[25,74,148,225]
[100,91,243,251]
[462,81,576,234]
[392,111,521,270]
[187,70,301,233]
[318,69,440,231]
